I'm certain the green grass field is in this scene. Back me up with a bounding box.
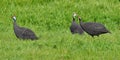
[0,0,120,60]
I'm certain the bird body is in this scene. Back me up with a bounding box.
[70,13,84,34]
[79,17,110,37]
[12,16,38,40]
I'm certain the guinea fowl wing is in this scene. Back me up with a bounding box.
[91,23,108,33]
[21,28,37,40]
[81,23,93,31]
[83,22,108,33]
[81,23,100,34]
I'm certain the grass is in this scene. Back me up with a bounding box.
[0,0,120,60]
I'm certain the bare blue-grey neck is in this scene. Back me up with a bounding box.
[79,17,82,22]
[73,16,75,21]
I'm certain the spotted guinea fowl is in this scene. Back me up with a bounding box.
[12,16,38,40]
[70,13,84,34]
[78,16,111,37]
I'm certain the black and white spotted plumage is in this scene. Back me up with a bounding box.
[12,16,38,40]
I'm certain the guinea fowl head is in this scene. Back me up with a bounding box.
[72,12,77,21]
[11,16,16,22]
[78,16,82,22]
[73,12,77,17]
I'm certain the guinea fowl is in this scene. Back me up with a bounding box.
[70,13,84,34]
[12,16,38,40]
[78,16,111,37]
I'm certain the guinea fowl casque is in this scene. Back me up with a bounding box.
[78,16,111,37]
[70,13,84,34]
[12,16,38,40]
